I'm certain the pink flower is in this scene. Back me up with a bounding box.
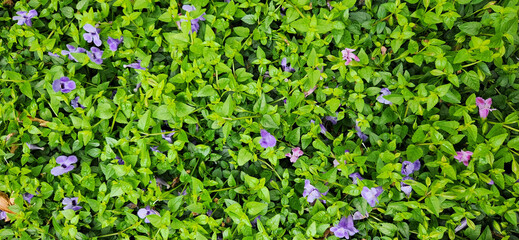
[475,97,496,119]
[341,48,360,66]
[454,150,473,166]
[286,147,303,163]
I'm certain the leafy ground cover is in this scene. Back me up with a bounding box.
[1,0,519,239]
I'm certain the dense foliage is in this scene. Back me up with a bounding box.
[1,0,519,239]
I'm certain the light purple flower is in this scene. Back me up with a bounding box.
[352,211,369,220]
[87,47,103,64]
[349,172,364,185]
[304,85,317,97]
[325,113,338,125]
[71,96,86,109]
[0,211,6,220]
[115,156,124,165]
[251,215,261,228]
[178,189,188,196]
[354,121,368,142]
[454,150,473,166]
[361,186,383,207]
[180,5,206,33]
[455,218,467,232]
[330,215,359,239]
[476,97,496,119]
[342,48,360,66]
[52,77,76,93]
[62,197,82,211]
[376,88,392,105]
[137,206,160,223]
[124,60,146,70]
[401,160,421,176]
[303,179,327,203]
[51,155,77,176]
[26,143,44,150]
[488,179,494,185]
[61,44,86,62]
[207,210,213,216]
[401,176,413,197]
[83,24,102,46]
[155,177,171,189]
[107,36,123,51]
[134,82,142,92]
[259,129,276,148]
[23,193,34,203]
[13,10,38,26]
[150,146,162,153]
[286,147,303,163]
[281,58,295,72]
[162,130,175,143]
[48,52,60,57]
[319,124,327,134]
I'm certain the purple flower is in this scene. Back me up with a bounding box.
[401,176,413,197]
[286,147,303,163]
[137,206,160,223]
[26,143,44,150]
[207,210,213,216]
[376,88,392,105]
[325,113,338,125]
[342,48,360,66]
[134,82,142,92]
[454,150,473,166]
[251,215,261,228]
[319,124,327,134]
[115,156,124,165]
[150,146,162,153]
[71,97,86,109]
[304,85,317,97]
[281,58,295,72]
[13,10,38,26]
[330,215,359,239]
[52,77,76,93]
[0,211,6,220]
[476,97,496,119]
[23,193,34,203]
[455,218,467,232]
[488,179,494,185]
[178,189,188,196]
[401,160,421,176]
[83,24,102,46]
[48,52,60,57]
[352,211,368,220]
[259,129,276,148]
[107,36,123,51]
[349,172,364,185]
[124,60,146,70]
[87,47,103,64]
[161,130,175,143]
[361,186,383,207]
[354,121,368,142]
[51,155,77,176]
[303,179,327,203]
[62,197,82,211]
[180,5,206,33]
[61,44,86,62]
[155,177,171,189]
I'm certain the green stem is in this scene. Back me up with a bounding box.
[97,221,141,238]
[260,159,282,181]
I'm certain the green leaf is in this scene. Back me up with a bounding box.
[378,223,398,236]
[19,82,33,99]
[454,49,471,64]
[175,102,195,118]
[153,105,173,120]
[237,148,253,166]
[508,137,519,150]
[459,22,482,36]
[245,201,267,216]
[461,71,480,92]
[425,196,441,217]
[95,103,113,119]
[406,145,423,161]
